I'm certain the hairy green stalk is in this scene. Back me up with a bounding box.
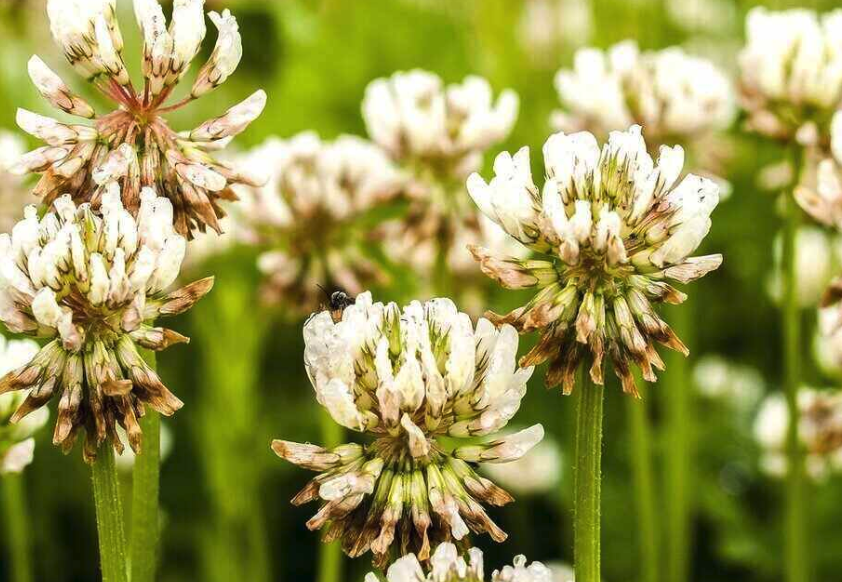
[627,394,659,582]
[2,474,33,582]
[783,149,807,582]
[574,372,604,582]
[91,445,128,582]
[130,348,160,582]
[319,409,344,582]
[664,305,693,582]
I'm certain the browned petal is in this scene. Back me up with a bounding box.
[821,277,842,307]
[468,245,538,289]
[291,480,321,506]
[157,277,215,316]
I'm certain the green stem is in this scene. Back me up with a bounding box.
[131,350,161,582]
[627,395,659,582]
[318,410,344,582]
[574,371,604,582]
[783,149,807,582]
[664,305,693,582]
[2,474,34,582]
[91,445,128,582]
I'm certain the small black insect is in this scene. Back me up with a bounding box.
[318,285,356,322]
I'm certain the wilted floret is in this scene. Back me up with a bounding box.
[364,543,553,582]
[0,336,47,474]
[0,187,213,461]
[554,41,734,143]
[14,0,266,237]
[467,125,722,395]
[272,293,542,566]
[363,70,518,181]
[236,133,407,312]
[738,8,842,143]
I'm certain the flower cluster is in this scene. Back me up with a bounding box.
[553,41,734,144]
[0,336,47,475]
[468,125,722,395]
[235,133,407,312]
[754,389,842,479]
[738,8,842,144]
[0,186,213,462]
[363,70,518,181]
[365,543,552,582]
[796,112,842,228]
[14,0,266,237]
[0,131,33,235]
[272,292,542,566]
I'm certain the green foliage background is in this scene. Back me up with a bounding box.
[1,0,841,581]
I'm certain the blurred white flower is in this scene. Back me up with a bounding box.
[18,0,266,236]
[767,226,839,308]
[553,41,734,143]
[0,130,33,234]
[517,0,592,61]
[0,186,213,462]
[754,388,842,480]
[273,292,541,566]
[739,8,842,143]
[692,354,765,410]
[483,431,561,495]
[468,125,722,395]
[365,543,553,582]
[665,0,737,34]
[796,111,842,228]
[363,70,518,181]
[0,335,46,474]
[234,133,406,313]
[546,563,575,582]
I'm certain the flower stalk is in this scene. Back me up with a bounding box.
[130,350,160,582]
[574,369,603,582]
[2,474,34,582]
[318,410,344,582]
[91,444,128,582]
[627,393,659,582]
[783,148,807,582]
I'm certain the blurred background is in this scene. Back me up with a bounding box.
[1,0,841,581]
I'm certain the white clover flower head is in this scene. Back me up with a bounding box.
[0,336,47,475]
[0,187,214,462]
[796,111,842,227]
[17,0,266,237]
[235,133,407,313]
[364,544,551,582]
[754,389,842,480]
[739,7,842,142]
[517,0,593,62]
[273,292,541,566]
[553,41,734,142]
[691,354,764,410]
[363,70,518,180]
[766,226,836,308]
[468,125,722,395]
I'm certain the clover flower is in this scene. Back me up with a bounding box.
[738,8,842,144]
[235,133,407,312]
[0,131,33,235]
[766,226,840,308]
[13,0,267,237]
[467,125,722,395]
[0,186,213,462]
[754,389,842,480]
[363,70,518,182]
[364,543,552,582]
[553,41,734,144]
[272,292,542,566]
[692,354,764,410]
[796,111,842,227]
[0,336,47,474]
